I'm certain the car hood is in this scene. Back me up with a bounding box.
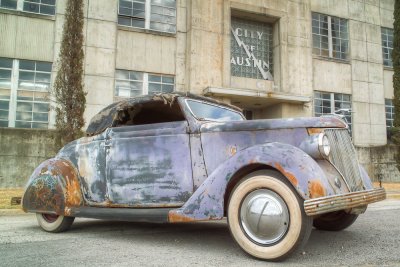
[200,116,347,133]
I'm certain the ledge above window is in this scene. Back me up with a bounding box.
[117,24,176,37]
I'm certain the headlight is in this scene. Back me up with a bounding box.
[318,134,331,158]
[300,133,331,159]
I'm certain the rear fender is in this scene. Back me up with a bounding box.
[168,142,332,222]
[22,158,83,216]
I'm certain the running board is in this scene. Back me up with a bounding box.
[70,207,172,223]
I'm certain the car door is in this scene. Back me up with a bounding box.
[105,121,193,207]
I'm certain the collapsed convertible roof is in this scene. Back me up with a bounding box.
[85,92,241,136]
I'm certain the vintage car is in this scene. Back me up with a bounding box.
[22,92,386,261]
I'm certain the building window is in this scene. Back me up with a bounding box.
[115,69,174,97]
[230,18,273,80]
[0,57,51,129]
[314,91,352,131]
[0,0,17,9]
[312,13,349,60]
[382,27,393,67]
[118,0,176,33]
[0,0,55,15]
[385,99,394,128]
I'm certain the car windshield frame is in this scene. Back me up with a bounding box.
[185,99,245,122]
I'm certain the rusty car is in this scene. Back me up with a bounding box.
[22,92,386,261]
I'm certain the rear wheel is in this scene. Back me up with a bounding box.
[227,170,312,261]
[313,211,358,231]
[36,213,75,233]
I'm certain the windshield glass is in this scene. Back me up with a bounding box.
[186,100,244,122]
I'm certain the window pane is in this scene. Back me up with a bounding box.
[33,103,49,113]
[19,71,35,81]
[0,0,17,9]
[17,102,33,112]
[162,76,174,83]
[162,84,173,93]
[0,110,8,120]
[0,69,11,79]
[16,111,32,121]
[120,0,132,8]
[33,112,48,122]
[32,122,48,129]
[129,71,143,81]
[0,120,8,127]
[19,60,35,70]
[131,18,145,28]
[0,100,9,110]
[149,83,161,93]
[40,4,55,15]
[118,16,131,26]
[149,75,161,82]
[36,72,51,83]
[36,62,52,72]
[42,0,56,5]
[15,121,32,128]
[0,77,11,88]
[23,2,39,13]
[119,7,132,16]
[115,70,130,80]
[0,58,13,68]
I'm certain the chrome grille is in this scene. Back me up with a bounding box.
[325,129,364,191]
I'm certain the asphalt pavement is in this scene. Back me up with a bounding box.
[0,199,399,267]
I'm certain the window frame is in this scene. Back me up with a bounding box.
[312,12,349,61]
[385,98,394,128]
[117,0,177,34]
[0,58,52,129]
[114,69,175,98]
[381,27,393,68]
[0,0,56,16]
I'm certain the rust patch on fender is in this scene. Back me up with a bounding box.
[56,160,83,208]
[308,180,326,198]
[168,211,195,223]
[274,163,299,186]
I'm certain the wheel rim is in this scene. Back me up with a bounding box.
[42,213,59,223]
[240,189,290,245]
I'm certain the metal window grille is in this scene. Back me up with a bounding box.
[314,91,352,132]
[0,57,51,129]
[381,27,393,67]
[118,0,176,33]
[0,0,55,15]
[115,69,174,98]
[230,17,273,80]
[385,99,394,128]
[312,13,349,60]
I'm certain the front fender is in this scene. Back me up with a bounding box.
[169,142,332,222]
[22,158,83,216]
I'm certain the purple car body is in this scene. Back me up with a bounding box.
[22,92,386,260]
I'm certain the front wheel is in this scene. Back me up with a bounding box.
[227,170,312,261]
[36,213,75,233]
[313,211,358,231]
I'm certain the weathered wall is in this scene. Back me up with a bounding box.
[0,128,57,188]
[357,145,400,183]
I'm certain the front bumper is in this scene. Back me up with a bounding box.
[304,187,386,216]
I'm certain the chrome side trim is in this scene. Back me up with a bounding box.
[304,188,386,216]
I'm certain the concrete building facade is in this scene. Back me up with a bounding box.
[0,0,397,181]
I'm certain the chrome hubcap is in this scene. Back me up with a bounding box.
[240,189,289,245]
